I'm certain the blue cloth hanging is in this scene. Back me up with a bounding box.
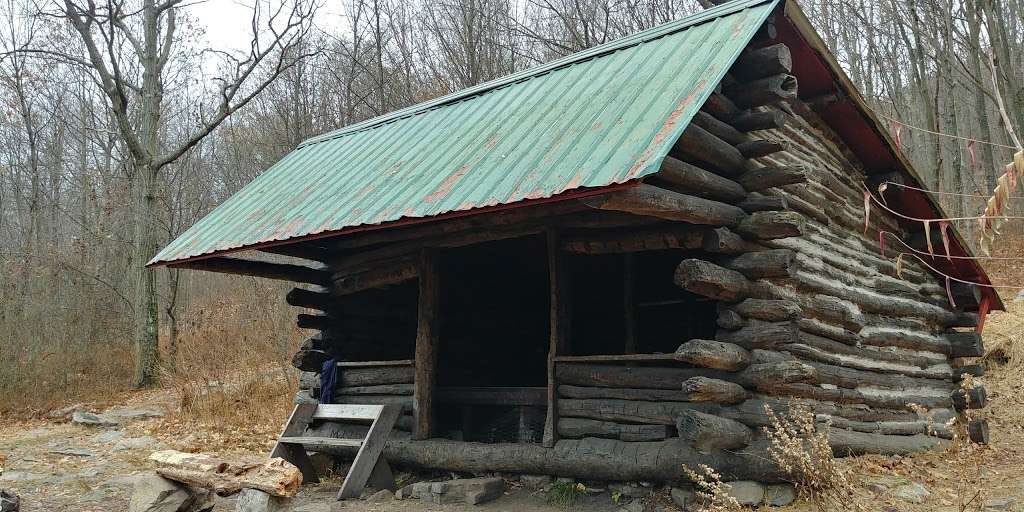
[319,358,338,404]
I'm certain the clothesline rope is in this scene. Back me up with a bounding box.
[876,112,1019,150]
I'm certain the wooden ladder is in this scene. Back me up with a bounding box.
[271,403,402,499]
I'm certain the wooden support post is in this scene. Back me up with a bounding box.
[544,230,571,448]
[624,253,637,354]
[413,250,440,440]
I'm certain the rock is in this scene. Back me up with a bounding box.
[619,501,645,512]
[106,406,165,420]
[47,403,85,421]
[114,436,157,452]
[129,474,191,512]
[235,488,287,512]
[984,497,1018,510]
[893,482,930,504]
[763,483,796,506]
[0,472,50,483]
[72,411,120,427]
[610,483,653,498]
[94,430,126,444]
[724,481,765,506]
[671,487,699,510]
[520,475,553,489]
[394,484,414,500]
[365,489,393,502]
[48,447,95,457]
[291,504,332,512]
[1,489,19,512]
[406,478,504,505]
[861,475,909,493]
[1014,290,1024,303]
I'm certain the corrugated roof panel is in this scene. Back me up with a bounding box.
[151,0,778,265]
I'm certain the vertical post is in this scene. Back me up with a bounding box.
[543,229,570,448]
[414,249,439,440]
[623,253,637,354]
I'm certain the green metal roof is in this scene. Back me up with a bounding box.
[150,0,779,266]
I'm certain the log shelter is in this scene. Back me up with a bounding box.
[150,0,1002,484]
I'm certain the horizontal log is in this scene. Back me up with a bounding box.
[339,366,415,387]
[674,340,751,371]
[674,259,751,301]
[723,249,795,278]
[951,386,987,410]
[737,194,789,212]
[333,259,418,295]
[736,211,805,239]
[558,418,670,442]
[947,332,984,357]
[670,124,747,177]
[717,309,746,330]
[259,242,331,263]
[691,111,749,146]
[953,364,985,380]
[558,384,737,403]
[336,384,414,396]
[823,416,952,439]
[767,382,951,410]
[297,313,333,330]
[556,360,814,393]
[292,349,330,372]
[172,256,329,285]
[583,184,747,226]
[731,111,788,132]
[560,225,703,254]
[701,227,758,253]
[700,92,741,122]
[715,320,799,349]
[286,287,333,311]
[725,74,799,109]
[737,165,808,192]
[736,140,789,159]
[677,410,752,452]
[733,43,792,82]
[680,376,748,404]
[828,429,946,456]
[654,157,747,202]
[728,299,801,322]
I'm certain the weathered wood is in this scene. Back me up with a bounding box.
[828,429,947,456]
[947,332,984,357]
[654,157,747,202]
[737,194,789,212]
[951,385,987,410]
[337,384,415,396]
[296,313,333,331]
[259,242,331,263]
[337,404,402,499]
[334,259,418,296]
[556,360,814,392]
[674,259,751,301]
[292,349,330,372]
[701,227,756,253]
[583,184,747,226]
[715,320,799,349]
[172,256,329,285]
[545,229,571,448]
[560,225,704,254]
[733,43,792,81]
[700,92,741,122]
[554,353,677,363]
[286,287,333,311]
[340,366,415,387]
[691,111,748,146]
[736,140,788,159]
[674,340,751,371]
[338,360,415,368]
[150,450,302,497]
[670,124,748,177]
[680,376,748,403]
[717,309,746,330]
[725,74,799,109]
[270,403,320,484]
[414,250,440,440]
[558,418,670,442]
[558,384,729,403]
[953,364,985,380]
[739,361,817,391]
[736,211,805,239]
[677,410,753,452]
[731,111,787,132]
[823,416,952,439]
[723,249,795,278]
[729,299,801,322]
[968,419,989,444]
[737,165,808,192]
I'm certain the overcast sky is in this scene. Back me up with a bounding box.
[184,0,341,53]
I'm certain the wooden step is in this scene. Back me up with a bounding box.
[278,436,364,448]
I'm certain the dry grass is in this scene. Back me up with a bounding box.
[680,464,743,511]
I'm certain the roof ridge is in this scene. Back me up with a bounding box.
[297,0,775,149]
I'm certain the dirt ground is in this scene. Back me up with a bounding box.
[2,303,1023,511]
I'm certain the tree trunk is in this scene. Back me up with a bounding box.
[132,164,160,388]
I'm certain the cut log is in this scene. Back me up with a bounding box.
[729,299,801,322]
[340,366,415,387]
[951,386,987,410]
[700,92,741,122]
[654,157,747,202]
[731,111,787,132]
[560,225,704,254]
[701,227,755,253]
[732,44,792,81]
[286,287,333,311]
[715,320,799,349]
[670,124,747,177]
[677,410,753,452]
[674,259,751,301]
[736,165,808,192]
[680,377,748,404]
[558,418,670,442]
[737,194,788,212]
[723,249,795,278]
[828,429,947,456]
[736,140,788,159]
[953,364,985,380]
[171,256,329,285]
[336,384,415,396]
[149,450,302,497]
[297,313,333,330]
[691,111,748,146]
[674,340,752,371]
[560,384,711,402]
[725,74,799,109]
[946,332,984,358]
[968,419,989,445]
[583,184,747,226]
[717,309,746,330]
[292,349,330,372]
[738,361,817,391]
[736,211,805,239]
[334,259,418,296]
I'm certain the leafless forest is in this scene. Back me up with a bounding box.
[0,0,1021,411]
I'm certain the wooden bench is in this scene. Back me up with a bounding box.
[271,403,401,499]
